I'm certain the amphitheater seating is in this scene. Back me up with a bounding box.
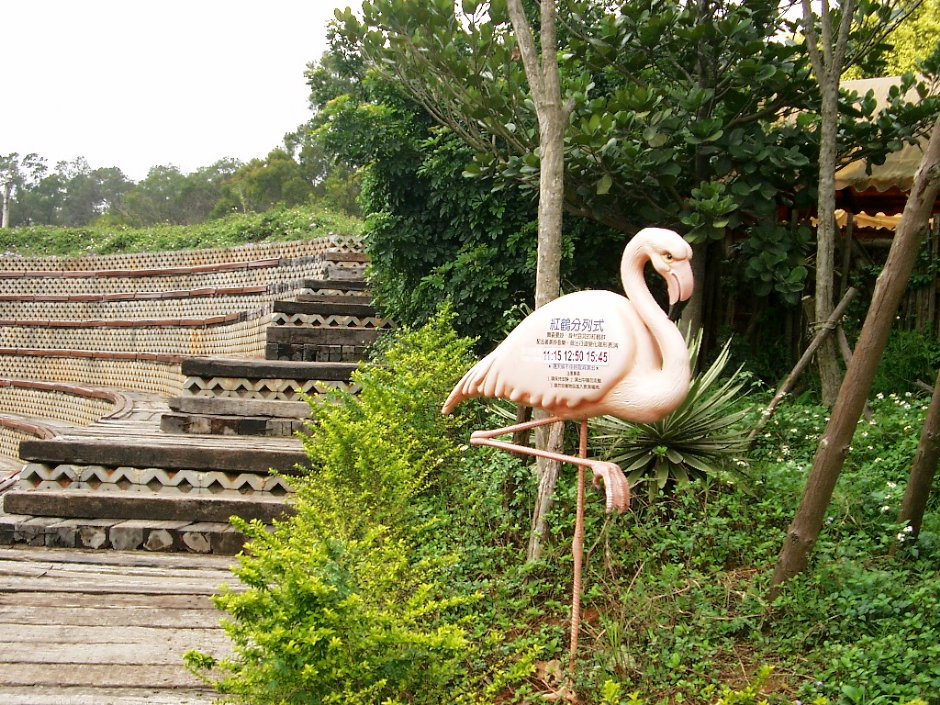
[0,236,390,553]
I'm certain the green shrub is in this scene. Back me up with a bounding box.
[871,329,940,396]
[590,335,752,493]
[187,309,549,703]
[186,308,499,704]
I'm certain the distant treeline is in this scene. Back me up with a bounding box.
[0,145,360,229]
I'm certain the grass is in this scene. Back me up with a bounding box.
[184,308,936,703]
[22,209,920,704]
[0,205,362,258]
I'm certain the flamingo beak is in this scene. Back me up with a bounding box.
[667,259,694,306]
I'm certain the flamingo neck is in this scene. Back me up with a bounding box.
[621,244,688,374]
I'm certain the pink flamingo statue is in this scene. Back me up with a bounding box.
[442,227,694,676]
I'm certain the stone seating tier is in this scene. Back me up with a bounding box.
[163,357,360,437]
[0,237,361,272]
[0,240,381,553]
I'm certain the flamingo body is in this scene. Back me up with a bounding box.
[442,228,694,425]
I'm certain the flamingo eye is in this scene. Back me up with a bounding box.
[663,252,673,262]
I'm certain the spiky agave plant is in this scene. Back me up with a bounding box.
[590,333,751,492]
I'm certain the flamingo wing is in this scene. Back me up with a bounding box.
[442,290,640,415]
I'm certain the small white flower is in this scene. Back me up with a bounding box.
[881,505,891,513]
[887,481,897,489]
[897,532,907,542]
[459,444,470,452]
[904,525,913,533]
[876,392,884,400]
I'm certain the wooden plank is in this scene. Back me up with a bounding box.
[0,625,229,651]
[266,325,382,346]
[0,663,211,689]
[0,605,222,628]
[0,546,235,570]
[302,278,369,290]
[273,300,377,316]
[180,356,357,380]
[0,577,227,595]
[169,396,311,419]
[18,437,306,473]
[0,591,213,610]
[0,640,227,665]
[3,490,292,524]
[0,560,235,585]
[0,687,217,705]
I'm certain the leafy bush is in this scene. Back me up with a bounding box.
[590,335,752,492]
[871,329,940,396]
[185,307,936,704]
[186,309,503,704]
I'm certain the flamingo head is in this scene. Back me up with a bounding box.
[638,228,694,305]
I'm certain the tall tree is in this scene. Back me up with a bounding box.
[800,0,858,406]
[336,0,931,340]
[120,165,190,225]
[0,153,44,228]
[770,113,940,594]
[504,0,573,560]
[801,0,928,405]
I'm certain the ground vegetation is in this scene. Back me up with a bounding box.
[186,310,939,705]
[0,205,361,257]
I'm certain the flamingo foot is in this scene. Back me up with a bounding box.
[590,462,630,514]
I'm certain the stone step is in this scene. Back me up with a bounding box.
[168,396,311,418]
[303,278,369,290]
[295,293,373,305]
[18,437,307,474]
[160,412,304,437]
[272,300,379,318]
[181,357,357,381]
[0,511,249,553]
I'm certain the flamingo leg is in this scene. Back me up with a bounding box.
[470,419,631,514]
[569,420,587,678]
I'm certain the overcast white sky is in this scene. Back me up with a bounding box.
[0,0,354,181]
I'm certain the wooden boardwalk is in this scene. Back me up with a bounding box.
[0,546,235,704]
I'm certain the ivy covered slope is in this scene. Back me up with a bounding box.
[0,205,361,258]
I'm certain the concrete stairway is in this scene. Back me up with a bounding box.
[0,238,390,554]
[161,273,391,439]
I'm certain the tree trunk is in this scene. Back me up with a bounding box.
[814,72,844,406]
[800,0,857,406]
[770,114,940,596]
[507,0,571,561]
[679,241,707,340]
[528,420,564,560]
[896,370,940,538]
[1,181,12,229]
